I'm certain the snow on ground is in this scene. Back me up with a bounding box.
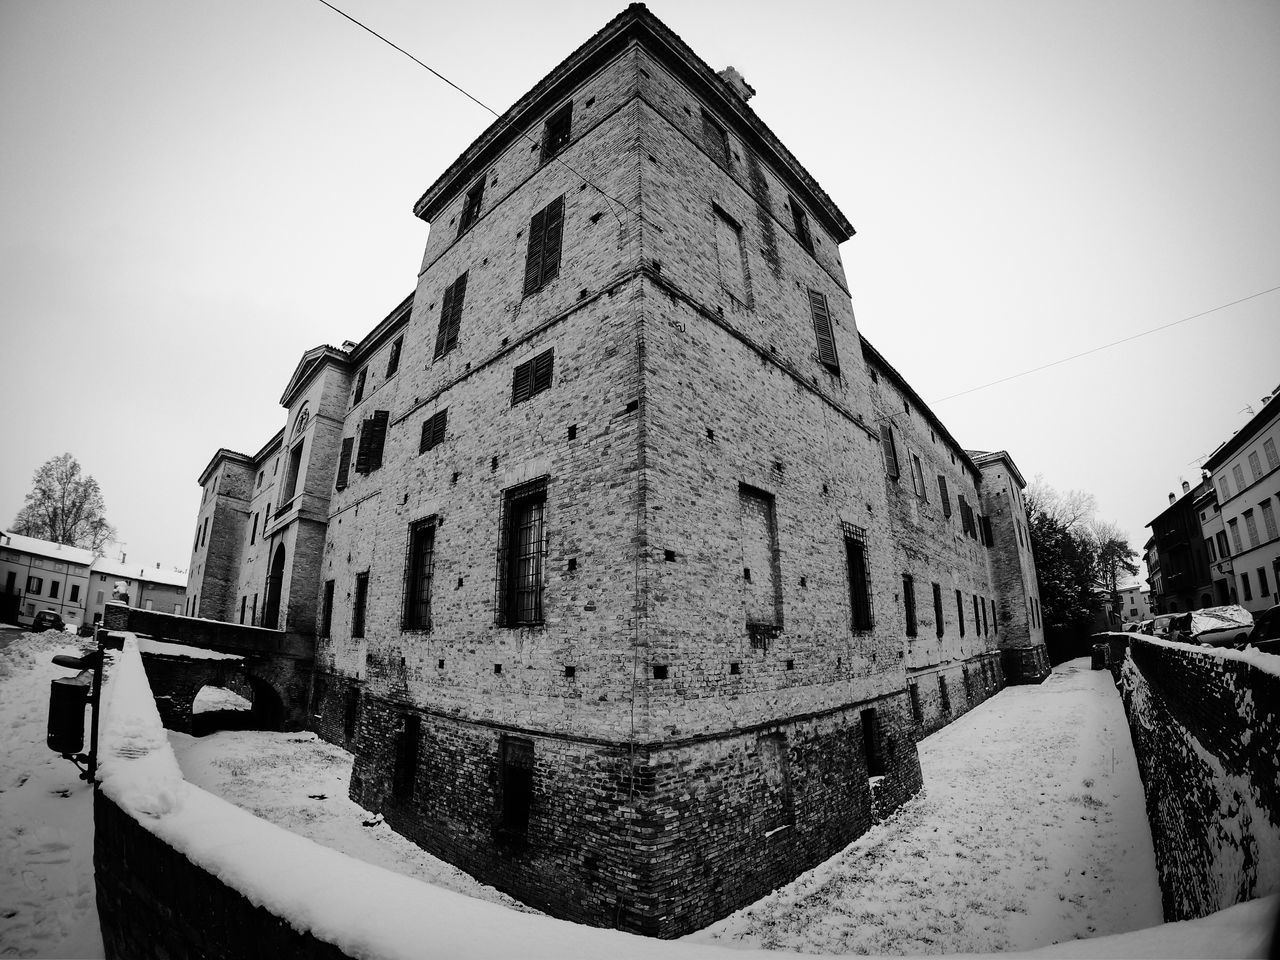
[167,729,533,912]
[191,686,251,713]
[688,659,1164,955]
[0,631,103,959]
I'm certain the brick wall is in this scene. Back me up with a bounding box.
[1119,637,1280,920]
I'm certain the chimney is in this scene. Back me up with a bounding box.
[1181,480,1190,494]
[1168,492,1176,504]
[717,66,756,102]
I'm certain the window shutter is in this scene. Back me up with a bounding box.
[880,425,899,479]
[336,437,354,489]
[808,289,838,371]
[540,196,564,289]
[434,282,456,359]
[386,337,402,376]
[366,410,389,471]
[532,348,554,394]
[420,409,448,453]
[435,273,467,359]
[938,476,951,516]
[524,206,548,296]
[512,358,533,405]
[354,419,373,474]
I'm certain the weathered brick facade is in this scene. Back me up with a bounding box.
[185,4,1047,937]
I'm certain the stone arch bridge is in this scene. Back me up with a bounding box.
[102,602,312,734]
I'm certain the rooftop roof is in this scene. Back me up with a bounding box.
[90,556,188,588]
[0,532,95,567]
[1202,385,1280,472]
[966,449,1028,489]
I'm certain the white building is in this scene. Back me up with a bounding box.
[0,532,93,627]
[84,556,188,625]
[1118,582,1152,624]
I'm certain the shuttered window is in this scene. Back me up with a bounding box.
[512,348,554,405]
[458,177,485,235]
[434,273,467,359]
[523,196,565,296]
[910,454,926,499]
[419,409,448,453]
[938,475,952,516]
[352,369,366,405]
[880,425,899,479]
[541,102,572,161]
[808,288,838,372]
[335,438,354,490]
[789,196,814,253]
[386,336,402,377]
[354,411,389,474]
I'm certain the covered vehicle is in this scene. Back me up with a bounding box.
[1141,614,1179,639]
[30,609,66,632]
[1168,605,1253,647]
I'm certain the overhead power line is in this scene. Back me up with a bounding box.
[312,0,636,227]
[931,283,1280,405]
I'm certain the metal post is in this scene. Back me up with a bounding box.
[86,629,106,783]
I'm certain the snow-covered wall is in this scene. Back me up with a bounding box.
[1119,637,1280,921]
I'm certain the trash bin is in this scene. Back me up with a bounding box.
[1091,643,1110,671]
[47,675,90,755]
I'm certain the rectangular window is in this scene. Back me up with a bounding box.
[27,576,42,594]
[69,584,79,603]
[512,348,554,405]
[991,597,998,634]
[903,573,917,637]
[498,736,534,843]
[1233,463,1246,492]
[49,580,60,599]
[740,485,783,637]
[386,336,403,377]
[353,368,366,405]
[959,496,976,537]
[1259,566,1271,597]
[1262,500,1278,541]
[404,518,437,631]
[980,515,994,546]
[1264,437,1279,472]
[354,411,389,474]
[434,273,467,359]
[251,594,258,625]
[201,517,208,547]
[1219,474,1231,499]
[1241,571,1253,602]
[714,206,750,304]
[1229,518,1243,554]
[352,572,369,638]
[1248,451,1263,482]
[788,196,813,254]
[933,582,944,637]
[240,596,246,624]
[861,708,885,776]
[419,409,448,453]
[981,597,989,635]
[808,289,838,372]
[843,522,874,631]
[937,476,952,517]
[392,713,421,802]
[458,177,485,235]
[1206,537,1217,562]
[321,580,334,638]
[282,442,304,503]
[250,514,258,544]
[1244,509,1260,548]
[956,590,965,636]
[335,437,354,490]
[523,196,565,296]
[343,687,360,741]
[497,478,547,626]
[939,675,951,713]
[973,595,981,635]
[910,455,926,499]
[908,683,922,722]
[541,102,572,161]
[701,110,729,164]
[758,733,794,829]
[880,425,900,480]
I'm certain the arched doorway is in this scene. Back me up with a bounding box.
[263,544,285,629]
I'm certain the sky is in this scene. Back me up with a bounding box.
[2,0,1278,574]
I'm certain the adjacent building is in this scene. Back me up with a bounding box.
[83,556,188,625]
[1118,582,1152,624]
[0,532,92,627]
[1202,386,1280,615]
[183,5,1047,936]
[1147,480,1215,614]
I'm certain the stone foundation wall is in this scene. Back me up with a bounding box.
[1119,637,1280,921]
[1000,644,1051,684]
[908,651,1004,740]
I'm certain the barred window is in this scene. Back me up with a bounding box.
[523,196,565,296]
[434,273,467,360]
[419,409,448,454]
[404,517,437,631]
[496,478,548,627]
[352,571,368,639]
[512,349,554,405]
[458,177,485,235]
[842,522,874,632]
[903,573,917,637]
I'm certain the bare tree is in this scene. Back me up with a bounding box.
[1026,475,1096,531]
[11,453,116,555]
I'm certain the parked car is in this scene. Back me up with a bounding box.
[30,609,66,632]
[1168,606,1253,647]
[1242,604,1280,654]
[1141,614,1179,639]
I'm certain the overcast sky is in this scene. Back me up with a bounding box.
[3,0,1278,577]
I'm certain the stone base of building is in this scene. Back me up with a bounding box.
[1000,644,1051,684]
[311,675,923,938]
[907,652,1005,741]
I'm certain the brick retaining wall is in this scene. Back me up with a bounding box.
[1119,637,1280,921]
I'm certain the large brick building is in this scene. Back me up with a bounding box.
[186,4,1047,937]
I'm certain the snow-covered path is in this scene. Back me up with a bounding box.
[688,658,1163,954]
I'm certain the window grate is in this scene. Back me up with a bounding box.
[495,477,548,627]
[403,517,437,631]
[842,522,874,632]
